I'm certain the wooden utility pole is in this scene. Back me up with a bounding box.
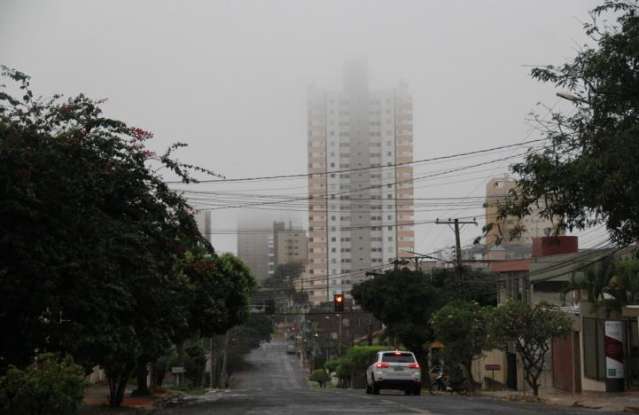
[434,217,478,281]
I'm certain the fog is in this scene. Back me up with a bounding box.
[0,0,604,254]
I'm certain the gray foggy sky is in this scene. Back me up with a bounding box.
[0,0,605,254]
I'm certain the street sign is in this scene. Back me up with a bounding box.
[171,366,186,374]
[485,364,501,371]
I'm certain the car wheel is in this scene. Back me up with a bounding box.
[403,389,411,396]
[414,385,422,396]
[372,382,380,395]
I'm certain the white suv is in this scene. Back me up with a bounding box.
[365,350,421,395]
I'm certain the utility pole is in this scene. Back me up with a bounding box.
[337,313,343,355]
[435,217,478,281]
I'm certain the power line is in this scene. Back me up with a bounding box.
[195,150,539,211]
[165,138,547,184]
[201,215,484,235]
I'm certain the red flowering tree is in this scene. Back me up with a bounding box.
[0,67,247,407]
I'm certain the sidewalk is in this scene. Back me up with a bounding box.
[480,389,639,412]
[81,384,162,414]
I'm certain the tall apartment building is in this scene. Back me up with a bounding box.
[485,175,557,246]
[273,221,308,268]
[237,221,272,284]
[238,220,308,285]
[193,210,212,244]
[306,62,415,304]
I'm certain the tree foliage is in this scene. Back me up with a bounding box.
[431,301,491,387]
[0,354,85,415]
[309,369,330,385]
[324,345,389,388]
[489,301,572,396]
[503,1,639,244]
[351,267,496,380]
[569,255,639,312]
[262,262,307,306]
[0,68,254,406]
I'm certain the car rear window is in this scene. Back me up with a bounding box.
[381,353,415,363]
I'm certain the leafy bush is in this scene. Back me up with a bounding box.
[342,346,388,373]
[328,345,390,388]
[309,369,330,384]
[324,358,341,373]
[0,354,86,415]
[431,301,491,387]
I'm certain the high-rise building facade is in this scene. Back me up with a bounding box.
[273,221,308,268]
[306,62,415,304]
[485,175,558,246]
[237,221,272,284]
[238,220,308,285]
[194,210,212,244]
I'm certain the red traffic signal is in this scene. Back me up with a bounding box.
[334,293,345,313]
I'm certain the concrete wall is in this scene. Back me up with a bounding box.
[472,349,507,386]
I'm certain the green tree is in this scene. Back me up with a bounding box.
[489,301,572,396]
[0,67,222,407]
[351,269,440,379]
[221,313,274,384]
[351,267,496,380]
[431,301,491,388]
[309,369,330,387]
[182,253,255,341]
[0,354,85,415]
[262,262,307,307]
[568,256,639,313]
[611,257,639,305]
[335,345,389,388]
[501,1,639,244]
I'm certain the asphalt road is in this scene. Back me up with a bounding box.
[158,341,624,415]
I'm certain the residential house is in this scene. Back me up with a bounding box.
[473,235,638,393]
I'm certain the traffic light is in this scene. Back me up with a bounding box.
[265,299,275,315]
[334,293,344,313]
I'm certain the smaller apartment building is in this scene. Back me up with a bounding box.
[474,236,639,394]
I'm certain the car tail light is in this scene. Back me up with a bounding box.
[376,362,390,369]
[408,363,420,369]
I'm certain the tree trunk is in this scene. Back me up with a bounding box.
[528,370,541,397]
[413,350,430,393]
[220,332,229,388]
[463,360,476,391]
[149,361,157,390]
[134,356,150,396]
[107,365,133,408]
[154,365,166,387]
[209,335,215,388]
